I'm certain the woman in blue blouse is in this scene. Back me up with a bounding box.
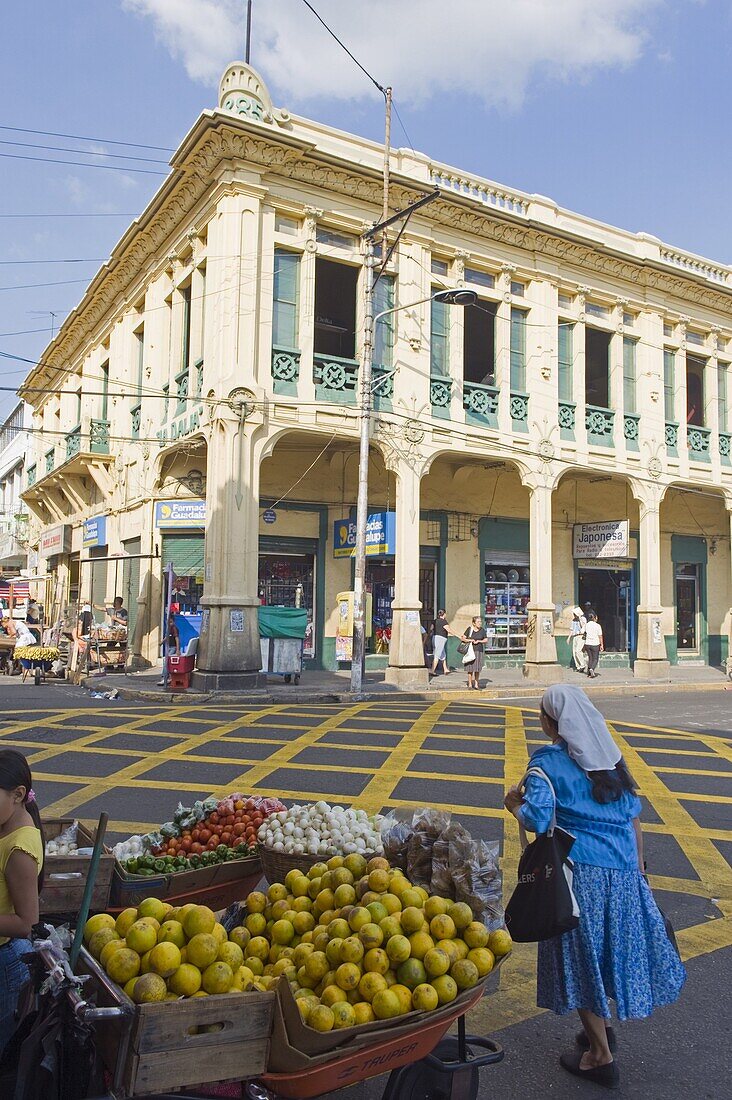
[504,684,685,1090]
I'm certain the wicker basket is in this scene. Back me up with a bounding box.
[258,845,380,885]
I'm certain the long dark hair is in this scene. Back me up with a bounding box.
[540,705,637,804]
[0,749,45,891]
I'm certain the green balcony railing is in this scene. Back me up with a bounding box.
[131,403,141,440]
[585,404,614,446]
[89,418,110,454]
[65,425,82,461]
[26,464,36,488]
[463,380,498,426]
[45,449,55,475]
[271,345,301,395]
[687,425,711,462]
[314,353,358,404]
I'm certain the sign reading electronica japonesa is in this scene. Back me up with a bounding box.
[333,512,396,558]
[154,500,206,529]
[572,520,629,559]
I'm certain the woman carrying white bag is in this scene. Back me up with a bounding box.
[459,615,487,690]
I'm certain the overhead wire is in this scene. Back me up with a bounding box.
[299,1,386,95]
[0,124,174,152]
[0,139,170,165]
[0,151,167,175]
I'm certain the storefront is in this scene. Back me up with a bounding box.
[671,534,707,661]
[155,500,206,615]
[40,523,73,616]
[258,540,317,659]
[573,521,636,655]
[480,517,530,658]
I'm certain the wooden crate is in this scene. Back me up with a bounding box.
[78,946,274,1097]
[109,854,263,911]
[40,817,114,915]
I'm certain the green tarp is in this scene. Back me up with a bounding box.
[258,606,308,639]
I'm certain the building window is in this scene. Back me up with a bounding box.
[315,226,356,250]
[585,301,609,319]
[465,267,494,289]
[663,321,674,338]
[314,258,358,359]
[275,214,298,235]
[585,328,610,407]
[374,274,395,369]
[663,349,675,422]
[686,354,705,426]
[686,330,704,347]
[510,308,527,391]
[430,294,450,376]
[100,362,109,420]
[622,312,635,328]
[718,361,729,433]
[75,388,82,426]
[462,298,495,384]
[181,285,192,370]
[510,280,525,297]
[716,335,727,353]
[431,258,448,276]
[623,337,637,414]
[162,383,169,422]
[558,292,573,309]
[273,248,300,349]
[558,322,573,402]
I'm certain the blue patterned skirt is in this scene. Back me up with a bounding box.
[0,938,32,1054]
[537,863,686,1020]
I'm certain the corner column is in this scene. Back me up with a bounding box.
[523,478,560,682]
[633,486,671,679]
[384,459,429,690]
[192,404,265,692]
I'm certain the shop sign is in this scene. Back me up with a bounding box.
[333,511,396,558]
[157,405,204,447]
[262,509,277,525]
[154,500,206,529]
[573,521,628,559]
[40,524,71,558]
[82,514,107,549]
[576,557,633,571]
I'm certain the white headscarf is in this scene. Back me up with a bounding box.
[541,684,621,773]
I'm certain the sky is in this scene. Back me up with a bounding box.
[1,0,731,420]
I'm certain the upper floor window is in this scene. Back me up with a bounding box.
[585,301,609,320]
[510,308,527,391]
[316,227,356,250]
[718,361,729,433]
[181,285,192,371]
[510,280,525,298]
[275,214,298,235]
[622,312,635,328]
[558,292,573,310]
[431,258,448,277]
[623,337,637,415]
[716,335,727,353]
[314,258,358,360]
[663,349,675,422]
[465,267,494,289]
[134,328,144,398]
[430,293,450,376]
[558,322,573,402]
[686,354,705,426]
[663,321,674,338]
[463,297,495,386]
[100,362,109,420]
[273,248,300,349]
[686,330,704,347]
[585,327,610,408]
[374,274,395,370]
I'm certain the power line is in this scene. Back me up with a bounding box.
[0,278,93,292]
[0,124,174,153]
[392,99,416,155]
[0,259,107,266]
[0,151,167,176]
[300,0,386,96]
[0,213,136,219]
[0,139,170,166]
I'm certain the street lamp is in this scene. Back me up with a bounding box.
[350,278,477,694]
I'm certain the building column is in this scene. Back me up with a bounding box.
[523,477,560,682]
[192,402,265,691]
[633,486,671,679]
[384,459,429,690]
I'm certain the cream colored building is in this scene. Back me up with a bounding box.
[20,62,732,687]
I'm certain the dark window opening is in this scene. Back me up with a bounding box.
[585,327,610,407]
[463,300,496,385]
[314,258,358,359]
[686,354,705,426]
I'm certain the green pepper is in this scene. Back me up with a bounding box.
[139,867,154,876]
[153,859,167,872]
[126,858,139,874]
[138,855,154,870]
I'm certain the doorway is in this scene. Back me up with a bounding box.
[675,564,699,653]
[577,565,634,653]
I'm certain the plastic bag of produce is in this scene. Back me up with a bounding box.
[447,835,503,930]
[45,821,79,856]
[159,820,178,839]
[379,811,413,871]
[406,807,451,888]
[142,830,163,851]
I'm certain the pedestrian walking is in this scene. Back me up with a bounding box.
[504,685,685,1090]
[570,606,587,673]
[583,613,604,677]
[460,616,487,690]
[0,750,44,1056]
[429,609,454,677]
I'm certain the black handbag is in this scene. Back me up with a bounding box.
[505,767,581,942]
[456,628,471,655]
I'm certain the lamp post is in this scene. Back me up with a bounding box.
[350,274,477,694]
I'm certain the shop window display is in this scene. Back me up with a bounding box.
[484,562,530,654]
[258,553,315,658]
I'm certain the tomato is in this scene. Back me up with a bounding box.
[220,832,232,845]
[209,812,219,825]
[233,823,246,836]
[191,842,203,854]
[207,839,218,851]
[225,815,235,827]
[180,838,191,852]
[199,829,211,843]
[191,828,200,841]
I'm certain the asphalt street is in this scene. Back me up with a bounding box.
[0,679,729,1099]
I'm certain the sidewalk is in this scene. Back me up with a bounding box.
[81,660,731,704]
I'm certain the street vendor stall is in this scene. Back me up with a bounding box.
[259,605,308,684]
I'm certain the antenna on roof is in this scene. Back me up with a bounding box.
[245,0,252,64]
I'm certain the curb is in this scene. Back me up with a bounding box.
[83,676,730,705]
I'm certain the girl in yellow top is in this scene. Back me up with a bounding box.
[0,750,44,1054]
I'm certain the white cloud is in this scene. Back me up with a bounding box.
[122,0,662,108]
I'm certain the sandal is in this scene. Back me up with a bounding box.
[560,1051,619,1089]
[576,1026,617,1053]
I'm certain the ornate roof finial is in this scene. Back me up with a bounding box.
[218,61,273,122]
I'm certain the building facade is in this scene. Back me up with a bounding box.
[0,402,30,574]
[20,62,732,686]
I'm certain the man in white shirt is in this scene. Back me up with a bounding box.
[583,614,604,677]
[570,607,587,673]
